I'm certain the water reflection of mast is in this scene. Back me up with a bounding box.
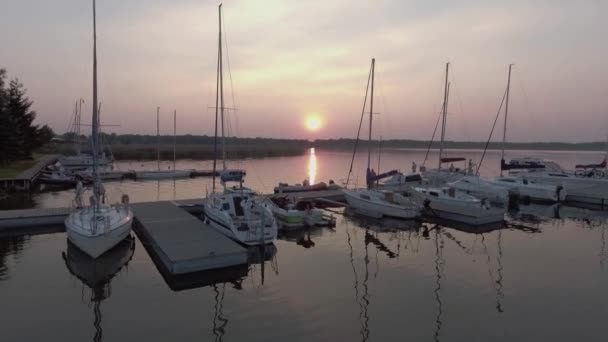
[62,237,135,342]
[496,230,505,312]
[345,224,365,341]
[361,229,370,341]
[212,283,228,342]
[433,228,444,342]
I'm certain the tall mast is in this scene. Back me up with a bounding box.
[173,109,177,171]
[501,64,513,175]
[219,5,226,171]
[211,4,222,193]
[156,106,160,171]
[438,62,449,170]
[367,58,375,174]
[91,0,100,204]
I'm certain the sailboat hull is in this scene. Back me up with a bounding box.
[65,206,133,259]
[342,189,420,219]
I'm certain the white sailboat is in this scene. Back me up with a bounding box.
[341,59,421,219]
[399,63,505,225]
[421,64,471,184]
[65,0,133,259]
[497,65,608,206]
[136,108,193,179]
[203,4,277,246]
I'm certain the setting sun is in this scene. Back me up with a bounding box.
[305,115,322,131]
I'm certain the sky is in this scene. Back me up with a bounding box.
[1,0,607,142]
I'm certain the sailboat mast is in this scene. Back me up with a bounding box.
[438,62,449,170]
[219,5,226,171]
[91,0,100,203]
[156,106,160,171]
[173,110,176,171]
[367,58,375,173]
[501,64,513,175]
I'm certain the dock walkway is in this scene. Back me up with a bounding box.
[131,201,247,274]
[0,154,60,191]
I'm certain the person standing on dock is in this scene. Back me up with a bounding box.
[75,180,84,209]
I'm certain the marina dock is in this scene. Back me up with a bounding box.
[131,201,247,274]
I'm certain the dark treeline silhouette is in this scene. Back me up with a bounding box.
[312,138,608,152]
[0,68,54,164]
[57,133,310,160]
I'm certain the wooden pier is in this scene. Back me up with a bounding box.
[131,201,247,274]
[0,154,60,191]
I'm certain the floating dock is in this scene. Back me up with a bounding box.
[131,201,247,274]
[0,207,71,229]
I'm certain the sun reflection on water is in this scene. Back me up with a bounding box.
[308,148,317,185]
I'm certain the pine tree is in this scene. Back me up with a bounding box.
[0,69,55,163]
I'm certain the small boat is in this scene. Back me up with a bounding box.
[399,186,505,225]
[65,0,133,259]
[489,176,566,202]
[448,175,510,205]
[264,197,336,230]
[274,181,329,193]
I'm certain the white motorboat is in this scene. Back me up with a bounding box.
[448,175,510,205]
[398,186,505,225]
[342,59,421,219]
[510,169,608,205]
[65,0,133,259]
[343,188,421,219]
[489,176,566,202]
[503,160,608,205]
[204,192,277,245]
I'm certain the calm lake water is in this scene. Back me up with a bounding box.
[1,149,607,341]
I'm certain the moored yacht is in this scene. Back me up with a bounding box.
[65,0,133,259]
[341,59,421,219]
[203,4,277,246]
[396,186,505,225]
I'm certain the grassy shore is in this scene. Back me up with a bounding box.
[0,158,38,178]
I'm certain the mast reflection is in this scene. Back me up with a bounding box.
[62,236,135,342]
[433,228,445,342]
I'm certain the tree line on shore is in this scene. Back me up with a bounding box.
[0,69,54,164]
